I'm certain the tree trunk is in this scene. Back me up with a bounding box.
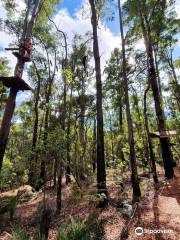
[0,88,17,171]
[92,116,96,172]
[78,95,86,180]
[119,102,123,132]
[89,0,107,204]
[138,3,174,179]
[29,62,41,186]
[144,84,158,183]
[109,112,115,162]
[154,48,162,98]
[118,0,141,202]
[0,0,41,172]
[37,87,51,190]
[66,86,73,184]
[37,49,57,190]
[56,167,62,214]
[132,90,149,167]
[168,57,180,112]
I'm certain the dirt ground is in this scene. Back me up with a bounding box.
[0,165,179,240]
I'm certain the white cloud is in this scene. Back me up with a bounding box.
[54,3,120,69]
[0,0,121,80]
[175,0,180,18]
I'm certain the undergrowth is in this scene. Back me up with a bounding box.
[57,213,105,240]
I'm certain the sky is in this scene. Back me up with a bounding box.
[0,0,180,104]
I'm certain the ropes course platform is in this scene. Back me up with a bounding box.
[0,76,32,91]
[149,130,177,138]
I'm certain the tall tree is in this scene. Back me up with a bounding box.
[28,59,42,186]
[136,0,174,179]
[0,0,41,171]
[144,83,158,183]
[118,0,141,201]
[89,0,107,204]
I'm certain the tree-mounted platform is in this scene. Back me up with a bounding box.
[5,48,19,51]
[149,131,177,138]
[0,76,32,91]
[12,52,31,62]
[5,42,32,63]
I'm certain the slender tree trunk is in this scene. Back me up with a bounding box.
[37,48,57,190]
[118,91,125,164]
[118,0,141,201]
[78,95,86,180]
[37,82,51,190]
[119,102,123,132]
[89,0,107,203]
[66,86,73,184]
[138,3,174,179]
[154,49,162,96]
[168,59,180,111]
[53,158,57,188]
[132,91,149,167]
[92,116,97,173]
[29,62,41,186]
[144,84,158,183]
[56,59,67,212]
[154,48,167,123]
[56,165,62,214]
[109,112,115,162]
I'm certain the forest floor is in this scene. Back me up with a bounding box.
[0,165,179,240]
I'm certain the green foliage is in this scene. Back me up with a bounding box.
[57,213,104,240]
[0,157,15,191]
[0,57,9,114]
[57,219,87,240]
[47,129,67,162]
[64,69,75,85]
[11,225,31,240]
[37,0,62,24]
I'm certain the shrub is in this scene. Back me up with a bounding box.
[57,214,105,240]
[57,219,87,240]
[11,225,31,240]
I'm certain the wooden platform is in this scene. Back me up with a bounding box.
[149,130,177,138]
[12,52,31,62]
[0,76,32,91]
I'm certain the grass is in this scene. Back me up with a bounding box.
[57,213,105,240]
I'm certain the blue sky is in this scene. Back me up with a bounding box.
[59,0,119,34]
[59,0,83,15]
[59,0,120,34]
[58,0,180,59]
[0,0,179,106]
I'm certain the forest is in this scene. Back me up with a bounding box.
[0,0,179,239]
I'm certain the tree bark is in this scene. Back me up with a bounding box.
[118,0,141,201]
[37,49,57,190]
[89,0,107,203]
[144,84,158,183]
[0,88,17,171]
[29,61,41,186]
[92,116,97,172]
[167,54,180,111]
[109,112,115,162]
[56,166,62,214]
[138,2,174,179]
[66,86,73,184]
[0,1,41,171]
